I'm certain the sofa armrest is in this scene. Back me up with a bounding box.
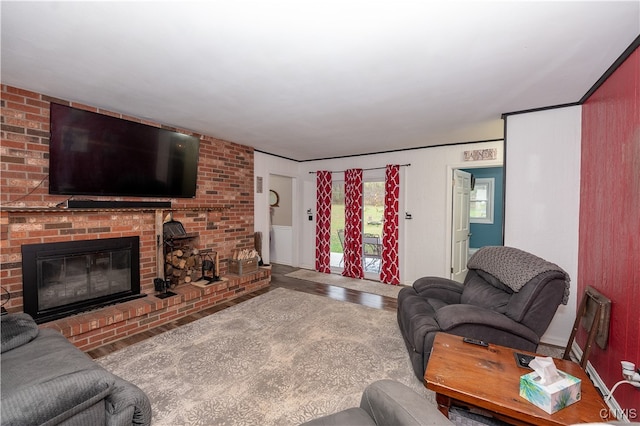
[412,277,463,304]
[1,313,39,353]
[105,376,152,426]
[1,369,113,426]
[435,304,540,344]
[360,380,452,426]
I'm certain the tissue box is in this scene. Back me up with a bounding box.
[519,370,581,414]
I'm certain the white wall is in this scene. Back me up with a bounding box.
[254,153,300,265]
[256,107,579,347]
[255,140,504,284]
[504,106,582,347]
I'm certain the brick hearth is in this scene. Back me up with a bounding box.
[40,268,270,351]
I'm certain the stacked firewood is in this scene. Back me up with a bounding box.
[165,246,203,286]
[232,249,259,260]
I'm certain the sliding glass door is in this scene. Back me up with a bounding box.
[330,179,384,279]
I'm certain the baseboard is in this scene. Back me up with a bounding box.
[570,342,630,422]
[539,333,570,348]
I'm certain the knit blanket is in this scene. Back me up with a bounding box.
[467,246,570,304]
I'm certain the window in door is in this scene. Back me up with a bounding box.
[470,178,494,224]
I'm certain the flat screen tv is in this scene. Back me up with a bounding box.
[49,103,200,198]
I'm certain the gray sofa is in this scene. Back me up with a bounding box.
[397,246,569,380]
[299,380,452,426]
[1,313,151,426]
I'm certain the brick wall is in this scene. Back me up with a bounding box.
[1,84,257,314]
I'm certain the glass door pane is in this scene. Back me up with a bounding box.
[330,181,345,269]
[363,181,384,275]
[330,179,385,276]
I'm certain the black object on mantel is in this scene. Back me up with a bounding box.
[66,200,172,209]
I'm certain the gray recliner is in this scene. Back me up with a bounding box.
[299,380,452,426]
[397,246,569,380]
[1,313,151,425]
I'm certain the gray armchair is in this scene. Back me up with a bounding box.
[1,313,151,426]
[397,246,569,380]
[299,380,451,426]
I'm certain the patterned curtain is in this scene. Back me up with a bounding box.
[381,165,400,284]
[315,171,332,273]
[342,168,364,279]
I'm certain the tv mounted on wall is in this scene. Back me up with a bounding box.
[49,103,200,198]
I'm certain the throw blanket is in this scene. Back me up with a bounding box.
[467,246,570,304]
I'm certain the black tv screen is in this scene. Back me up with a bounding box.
[49,103,199,198]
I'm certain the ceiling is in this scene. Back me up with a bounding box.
[2,2,639,161]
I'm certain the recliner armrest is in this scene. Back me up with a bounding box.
[1,369,113,426]
[360,380,452,425]
[435,304,540,343]
[412,277,463,305]
[105,376,152,426]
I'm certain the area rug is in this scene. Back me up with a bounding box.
[284,268,407,298]
[95,288,432,425]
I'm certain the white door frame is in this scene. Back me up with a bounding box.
[267,173,298,266]
[444,160,503,278]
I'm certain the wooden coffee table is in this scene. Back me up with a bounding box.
[424,333,614,426]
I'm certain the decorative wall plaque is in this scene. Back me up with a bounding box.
[463,148,498,161]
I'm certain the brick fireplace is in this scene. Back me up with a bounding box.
[1,85,269,351]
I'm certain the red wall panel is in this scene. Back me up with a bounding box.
[579,47,640,412]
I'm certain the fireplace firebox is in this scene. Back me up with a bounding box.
[21,237,145,323]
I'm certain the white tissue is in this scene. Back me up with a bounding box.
[528,356,562,385]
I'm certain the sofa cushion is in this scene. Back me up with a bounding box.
[1,313,39,353]
[474,270,512,293]
[460,273,511,313]
[505,271,566,330]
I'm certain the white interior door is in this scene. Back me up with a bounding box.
[451,170,471,282]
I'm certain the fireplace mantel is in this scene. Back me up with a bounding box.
[2,205,232,214]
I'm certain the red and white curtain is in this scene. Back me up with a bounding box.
[342,168,364,279]
[381,165,400,284]
[315,171,332,273]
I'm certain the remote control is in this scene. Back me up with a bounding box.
[462,337,489,347]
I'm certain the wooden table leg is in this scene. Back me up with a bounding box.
[435,393,452,418]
